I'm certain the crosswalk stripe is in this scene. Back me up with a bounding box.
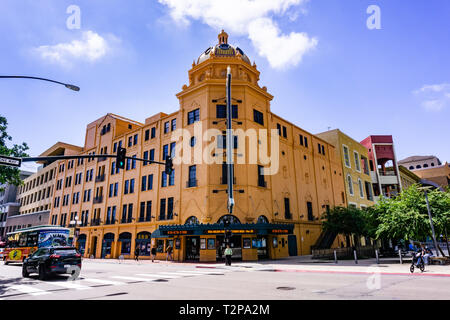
[156,272,200,276]
[9,285,52,296]
[135,273,180,279]
[46,281,92,290]
[111,276,156,282]
[79,278,124,286]
[177,270,219,275]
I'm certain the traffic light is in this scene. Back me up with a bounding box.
[116,147,126,169]
[165,156,174,175]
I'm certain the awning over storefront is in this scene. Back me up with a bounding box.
[157,223,294,237]
[150,229,170,239]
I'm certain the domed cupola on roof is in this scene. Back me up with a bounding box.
[197,30,251,65]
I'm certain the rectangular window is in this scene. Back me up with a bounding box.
[321,145,325,155]
[161,172,167,187]
[130,179,135,193]
[170,142,176,158]
[128,203,133,222]
[139,202,145,222]
[277,124,282,136]
[114,183,118,197]
[124,180,129,194]
[148,174,153,190]
[128,136,132,147]
[143,151,148,166]
[253,109,264,125]
[171,119,176,131]
[307,202,314,221]
[164,121,170,134]
[216,105,238,119]
[142,176,147,192]
[109,184,113,197]
[133,134,138,145]
[146,201,152,221]
[169,169,175,186]
[122,204,127,223]
[160,199,166,220]
[358,179,364,198]
[187,109,200,125]
[163,145,169,160]
[150,149,155,161]
[151,127,156,139]
[258,165,266,187]
[167,197,174,220]
[145,129,150,141]
[188,165,196,187]
[282,126,287,138]
[132,155,136,169]
[284,198,291,219]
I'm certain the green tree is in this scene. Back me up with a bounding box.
[0,115,29,188]
[322,206,367,247]
[374,185,450,254]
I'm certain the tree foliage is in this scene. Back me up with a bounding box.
[374,185,450,242]
[0,115,29,188]
[322,206,367,238]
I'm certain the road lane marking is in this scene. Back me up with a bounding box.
[9,285,52,296]
[156,272,200,276]
[177,270,222,275]
[135,273,179,279]
[111,276,156,282]
[79,278,125,286]
[46,281,92,290]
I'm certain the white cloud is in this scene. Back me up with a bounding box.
[33,31,116,67]
[158,0,317,70]
[414,83,450,112]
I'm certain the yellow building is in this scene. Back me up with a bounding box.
[33,31,347,262]
[316,129,375,209]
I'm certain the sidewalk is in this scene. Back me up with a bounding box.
[82,255,450,277]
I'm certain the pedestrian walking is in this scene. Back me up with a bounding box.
[134,246,140,262]
[224,245,233,266]
[151,246,157,262]
[166,244,173,261]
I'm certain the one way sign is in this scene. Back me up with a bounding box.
[0,155,22,168]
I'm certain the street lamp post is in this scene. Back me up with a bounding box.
[0,76,80,91]
[420,186,440,257]
[69,216,83,249]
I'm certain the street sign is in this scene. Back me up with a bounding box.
[0,155,22,168]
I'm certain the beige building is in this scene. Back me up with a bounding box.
[399,156,449,188]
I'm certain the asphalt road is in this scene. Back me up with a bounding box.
[1,259,449,300]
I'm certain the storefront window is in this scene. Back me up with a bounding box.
[243,238,251,249]
[207,238,215,250]
[157,239,165,253]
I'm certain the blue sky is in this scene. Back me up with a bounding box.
[1,0,449,172]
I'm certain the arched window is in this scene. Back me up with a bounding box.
[423,164,429,168]
[118,232,132,255]
[136,232,152,256]
[416,165,422,169]
[218,215,241,225]
[409,166,414,170]
[431,163,435,167]
[257,215,269,224]
[185,216,199,225]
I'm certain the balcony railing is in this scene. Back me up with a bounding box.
[91,218,101,226]
[95,174,105,182]
[284,213,293,220]
[186,179,198,188]
[93,196,103,204]
[378,170,397,176]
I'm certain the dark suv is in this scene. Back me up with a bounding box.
[22,247,82,280]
